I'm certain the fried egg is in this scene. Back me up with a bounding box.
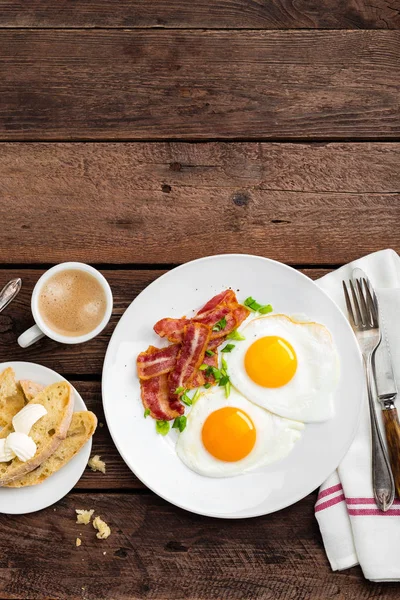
[226,314,338,423]
[176,387,304,477]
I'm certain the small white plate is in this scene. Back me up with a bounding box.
[0,361,91,514]
[102,254,364,518]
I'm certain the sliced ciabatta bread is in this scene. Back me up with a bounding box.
[7,410,97,487]
[0,382,74,486]
[0,368,25,427]
[20,380,44,402]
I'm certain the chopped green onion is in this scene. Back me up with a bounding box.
[225,380,231,398]
[144,408,150,418]
[156,420,170,436]
[209,366,221,381]
[205,349,215,357]
[244,296,273,314]
[192,389,201,405]
[174,386,185,394]
[172,415,187,432]
[221,344,235,353]
[181,392,192,406]
[212,316,227,332]
[259,304,273,315]
[219,375,230,387]
[227,329,245,341]
[221,357,228,372]
[199,364,208,371]
[204,382,211,389]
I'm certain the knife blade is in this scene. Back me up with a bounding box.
[352,268,400,497]
[352,268,397,403]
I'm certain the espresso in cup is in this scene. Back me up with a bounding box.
[38,269,107,337]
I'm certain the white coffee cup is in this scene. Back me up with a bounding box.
[18,262,113,348]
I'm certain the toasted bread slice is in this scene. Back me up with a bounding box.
[20,380,44,402]
[0,382,74,486]
[0,368,25,427]
[7,410,97,487]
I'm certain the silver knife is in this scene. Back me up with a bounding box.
[353,268,400,497]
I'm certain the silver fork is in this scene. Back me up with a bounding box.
[343,276,395,511]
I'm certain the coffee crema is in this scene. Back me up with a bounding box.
[38,269,107,337]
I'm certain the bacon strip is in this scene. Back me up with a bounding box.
[154,306,235,343]
[168,323,211,397]
[197,289,236,316]
[154,318,187,343]
[137,344,180,380]
[233,305,251,328]
[187,347,220,389]
[140,374,184,421]
[153,290,250,345]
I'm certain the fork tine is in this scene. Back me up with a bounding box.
[342,281,356,327]
[363,278,379,327]
[356,278,369,326]
[349,280,362,326]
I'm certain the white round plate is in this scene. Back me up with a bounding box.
[102,254,364,518]
[0,361,91,514]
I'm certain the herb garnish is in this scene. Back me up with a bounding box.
[212,316,227,332]
[172,415,187,432]
[155,420,170,436]
[244,296,273,315]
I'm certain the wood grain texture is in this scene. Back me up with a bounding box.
[1,0,399,29]
[0,31,399,140]
[382,408,400,497]
[1,142,400,265]
[69,381,141,490]
[0,268,329,375]
[1,493,400,600]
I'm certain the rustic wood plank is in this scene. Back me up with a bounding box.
[69,381,141,490]
[0,268,329,375]
[1,142,400,265]
[0,492,399,600]
[1,0,399,29]
[0,31,399,140]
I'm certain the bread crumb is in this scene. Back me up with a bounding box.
[88,454,106,474]
[93,516,111,540]
[103,551,106,555]
[99,422,104,428]
[76,509,94,525]
[76,538,82,547]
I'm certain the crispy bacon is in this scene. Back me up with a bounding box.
[140,374,184,421]
[207,338,224,351]
[168,323,211,397]
[233,305,251,328]
[154,307,235,344]
[197,290,237,316]
[187,346,220,389]
[154,318,187,343]
[137,344,180,380]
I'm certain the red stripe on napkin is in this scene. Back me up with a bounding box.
[316,483,343,502]
[315,493,345,513]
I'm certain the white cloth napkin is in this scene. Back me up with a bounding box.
[315,249,400,582]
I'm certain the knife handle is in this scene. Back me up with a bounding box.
[382,407,400,497]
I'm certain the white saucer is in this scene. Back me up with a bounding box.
[0,361,91,514]
[102,254,364,518]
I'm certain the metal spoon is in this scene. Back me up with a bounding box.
[0,278,22,313]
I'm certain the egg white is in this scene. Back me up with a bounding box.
[176,386,304,478]
[226,314,339,423]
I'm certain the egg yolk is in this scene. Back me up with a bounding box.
[245,336,297,387]
[201,407,256,462]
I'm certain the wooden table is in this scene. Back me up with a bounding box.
[0,1,400,598]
